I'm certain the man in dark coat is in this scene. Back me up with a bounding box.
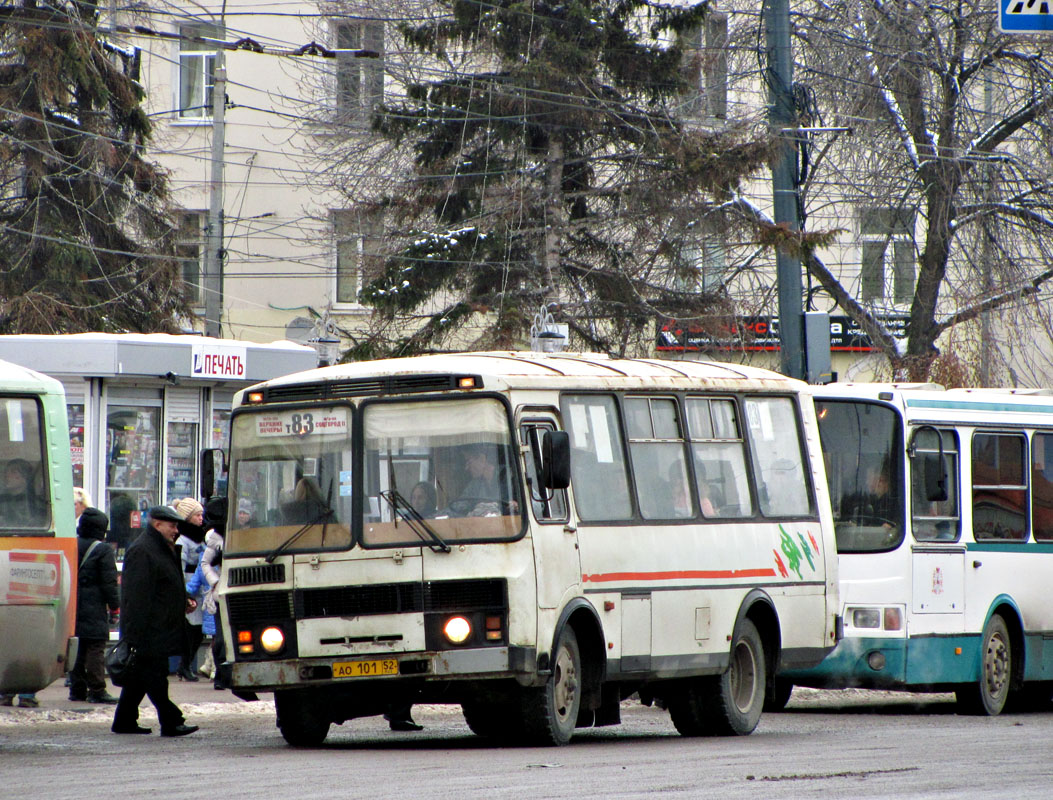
[69,507,120,703]
[111,506,199,736]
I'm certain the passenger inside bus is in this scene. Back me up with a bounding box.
[280,476,331,525]
[840,465,897,529]
[450,445,517,516]
[0,458,45,526]
[408,481,437,518]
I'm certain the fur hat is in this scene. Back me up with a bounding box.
[174,497,204,521]
[77,507,109,540]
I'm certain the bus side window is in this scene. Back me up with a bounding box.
[743,397,812,518]
[972,431,1027,541]
[519,423,568,522]
[1032,432,1053,541]
[911,428,960,542]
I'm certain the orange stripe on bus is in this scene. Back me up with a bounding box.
[582,568,777,583]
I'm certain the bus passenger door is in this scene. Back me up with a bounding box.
[519,417,580,610]
[909,545,966,683]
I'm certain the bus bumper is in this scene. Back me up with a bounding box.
[782,634,979,688]
[781,636,909,688]
[230,645,536,691]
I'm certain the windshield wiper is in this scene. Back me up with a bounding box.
[379,489,450,553]
[264,504,335,563]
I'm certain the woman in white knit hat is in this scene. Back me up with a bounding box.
[173,497,206,681]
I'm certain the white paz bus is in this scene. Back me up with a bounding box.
[780,383,1053,715]
[210,352,839,745]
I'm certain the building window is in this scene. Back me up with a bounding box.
[332,208,382,305]
[334,20,384,123]
[859,207,915,304]
[176,211,205,306]
[179,23,222,119]
[678,12,727,120]
[670,210,728,292]
[672,238,727,293]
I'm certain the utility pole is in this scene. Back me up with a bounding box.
[979,74,994,386]
[764,0,805,380]
[204,51,226,338]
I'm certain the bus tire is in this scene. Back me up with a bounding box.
[518,627,581,746]
[764,677,794,712]
[461,701,512,739]
[275,690,331,747]
[670,619,765,737]
[956,614,1011,716]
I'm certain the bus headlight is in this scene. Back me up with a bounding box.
[260,626,285,654]
[851,608,881,629]
[443,616,472,645]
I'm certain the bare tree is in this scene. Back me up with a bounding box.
[728,0,1053,383]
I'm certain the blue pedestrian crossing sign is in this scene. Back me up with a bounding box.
[1001,0,1053,32]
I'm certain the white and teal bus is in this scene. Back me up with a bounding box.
[211,352,839,746]
[0,360,78,695]
[779,383,1053,715]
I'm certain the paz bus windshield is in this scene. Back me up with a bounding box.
[227,397,524,555]
[227,405,353,555]
[362,397,523,548]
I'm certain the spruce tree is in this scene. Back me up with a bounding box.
[0,0,192,333]
[356,0,772,356]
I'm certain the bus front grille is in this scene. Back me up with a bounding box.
[228,563,285,587]
[227,590,294,628]
[297,579,506,619]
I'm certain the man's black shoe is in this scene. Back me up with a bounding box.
[160,724,199,737]
[87,691,119,704]
[112,724,152,734]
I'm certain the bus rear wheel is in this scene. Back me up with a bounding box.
[517,627,581,746]
[275,689,331,747]
[956,614,1011,716]
[670,619,766,736]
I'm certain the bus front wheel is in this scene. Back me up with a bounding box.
[670,619,766,736]
[956,614,1011,716]
[518,627,581,746]
[275,689,332,747]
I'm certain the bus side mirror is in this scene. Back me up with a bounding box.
[540,431,571,490]
[922,453,948,503]
[200,448,226,500]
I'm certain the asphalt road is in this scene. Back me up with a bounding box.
[2,680,1052,799]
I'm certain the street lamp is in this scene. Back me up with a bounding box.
[310,336,341,367]
[529,304,567,353]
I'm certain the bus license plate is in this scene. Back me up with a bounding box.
[333,658,399,678]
